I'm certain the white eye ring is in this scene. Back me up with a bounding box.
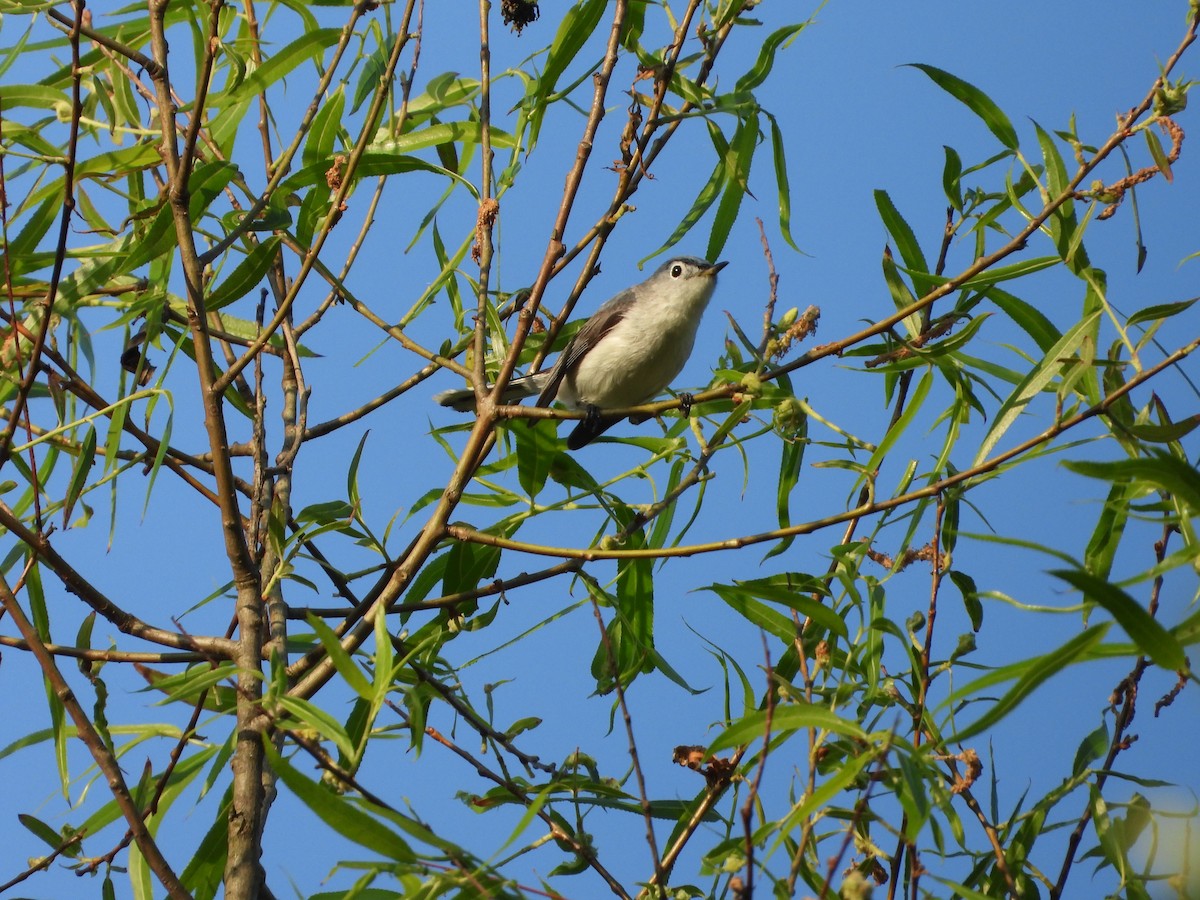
[670,263,684,278]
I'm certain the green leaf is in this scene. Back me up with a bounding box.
[1063,453,1200,513]
[767,114,802,253]
[735,22,808,93]
[764,426,806,561]
[973,310,1099,466]
[1126,296,1198,328]
[19,813,66,851]
[1082,483,1131,581]
[179,800,229,900]
[0,83,69,110]
[205,236,282,311]
[308,614,373,700]
[511,414,557,500]
[875,190,930,293]
[1144,127,1173,182]
[63,424,96,527]
[985,286,1061,353]
[385,120,516,154]
[942,145,964,210]
[907,63,1019,150]
[275,696,355,759]
[709,703,868,754]
[528,0,607,142]
[948,570,983,632]
[225,29,342,104]
[705,582,795,643]
[265,741,416,862]
[1072,719,1109,777]
[882,247,922,339]
[707,114,759,261]
[947,624,1109,742]
[304,85,346,167]
[1051,569,1187,672]
[958,255,1060,287]
[642,152,723,267]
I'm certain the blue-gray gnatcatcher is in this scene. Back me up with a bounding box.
[435,256,727,449]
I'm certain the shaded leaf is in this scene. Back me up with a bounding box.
[1052,569,1187,671]
[908,63,1019,150]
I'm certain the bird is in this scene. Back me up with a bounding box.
[434,256,727,449]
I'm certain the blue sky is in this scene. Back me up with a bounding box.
[1,2,1197,897]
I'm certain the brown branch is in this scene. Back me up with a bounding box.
[0,0,85,481]
[0,572,189,897]
[585,576,664,886]
[0,500,235,656]
[1049,521,1177,899]
[447,332,1200,561]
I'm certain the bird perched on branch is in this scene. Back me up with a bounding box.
[435,256,726,449]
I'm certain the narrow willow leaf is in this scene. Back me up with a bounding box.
[275,696,355,760]
[179,800,229,899]
[973,311,1099,466]
[225,29,341,105]
[1063,453,1200,513]
[948,570,983,631]
[384,120,516,154]
[511,414,557,500]
[1033,120,1083,268]
[1072,719,1109,778]
[1083,483,1131,581]
[709,703,868,753]
[705,583,796,643]
[187,161,239,223]
[947,625,1109,743]
[63,424,96,527]
[707,114,759,261]
[764,428,805,561]
[1144,128,1173,183]
[265,741,416,862]
[942,145,964,210]
[0,83,71,109]
[984,286,1061,353]
[726,576,846,639]
[735,22,808,92]
[373,601,395,710]
[959,255,1060,288]
[863,368,931,476]
[205,236,282,311]
[1126,296,1198,327]
[303,85,345,167]
[308,614,373,700]
[875,190,930,290]
[882,249,922,339]
[907,63,1019,150]
[1121,416,1200,443]
[768,114,802,252]
[281,151,479,200]
[528,0,607,142]
[7,190,63,260]
[18,813,65,851]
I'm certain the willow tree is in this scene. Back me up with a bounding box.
[0,2,1196,899]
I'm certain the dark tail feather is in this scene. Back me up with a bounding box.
[566,408,624,449]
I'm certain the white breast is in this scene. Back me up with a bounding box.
[564,280,714,409]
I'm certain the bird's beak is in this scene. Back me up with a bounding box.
[704,261,728,277]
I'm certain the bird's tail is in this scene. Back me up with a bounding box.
[433,374,544,412]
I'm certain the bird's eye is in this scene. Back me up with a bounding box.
[670,264,684,278]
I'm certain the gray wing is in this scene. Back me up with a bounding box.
[534,288,637,407]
